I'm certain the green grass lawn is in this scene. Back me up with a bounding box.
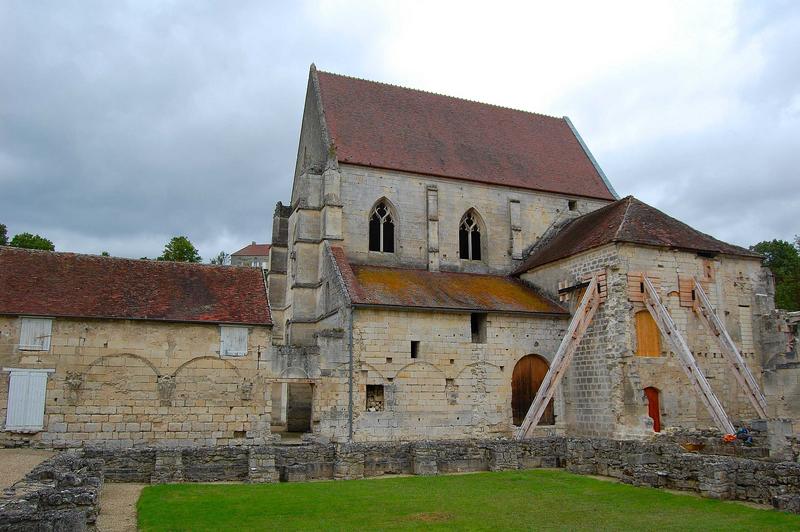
[137,469,800,531]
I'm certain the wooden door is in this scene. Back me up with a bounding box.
[644,387,661,432]
[635,310,661,357]
[512,355,554,426]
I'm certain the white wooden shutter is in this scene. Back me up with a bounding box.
[4,369,52,432]
[19,318,52,351]
[220,326,248,357]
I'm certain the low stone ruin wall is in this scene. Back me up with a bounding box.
[82,436,799,513]
[82,438,565,484]
[3,435,796,531]
[566,438,800,513]
[0,453,104,531]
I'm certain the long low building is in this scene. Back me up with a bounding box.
[0,247,272,447]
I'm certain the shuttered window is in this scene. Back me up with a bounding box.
[4,369,53,432]
[635,310,661,357]
[19,318,53,351]
[220,326,248,357]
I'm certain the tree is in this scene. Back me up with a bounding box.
[209,251,230,265]
[157,236,201,263]
[751,239,800,311]
[101,251,110,257]
[0,224,7,245]
[10,232,55,251]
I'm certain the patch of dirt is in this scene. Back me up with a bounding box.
[96,482,145,532]
[402,512,454,523]
[0,448,54,489]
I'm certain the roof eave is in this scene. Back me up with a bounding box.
[0,312,273,327]
[350,302,568,318]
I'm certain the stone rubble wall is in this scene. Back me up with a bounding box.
[0,453,104,531]
[81,436,800,514]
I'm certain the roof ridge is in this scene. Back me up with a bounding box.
[611,196,635,242]
[316,69,565,122]
[0,247,242,270]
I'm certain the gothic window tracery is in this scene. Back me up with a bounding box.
[459,211,482,261]
[369,201,395,253]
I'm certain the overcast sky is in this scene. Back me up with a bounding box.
[1,1,798,260]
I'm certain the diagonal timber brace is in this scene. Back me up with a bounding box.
[641,275,736,434]
[691,278,768,418]
[514,275,602,440]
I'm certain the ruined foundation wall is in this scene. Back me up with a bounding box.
[78,437,800,515]
[0,317,273,448]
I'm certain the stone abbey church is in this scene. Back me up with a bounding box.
[1,65,797,448]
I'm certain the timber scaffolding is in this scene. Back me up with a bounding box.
[514,273,769,440]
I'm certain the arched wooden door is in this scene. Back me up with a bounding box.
[512,355,554,426]
[644,387,661,432]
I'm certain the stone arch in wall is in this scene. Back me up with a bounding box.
[455,361,505,428]
[83,353,160,409]
[394,361,448,412]
[278,366,311,380]
[511,354,554,426]
[172,356,246,408]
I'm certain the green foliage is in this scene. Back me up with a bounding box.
[138,470,800,531]
[751,238,800,311]
[9,232,54,251]
[0,223,7,245]
[209,251,230,265]
[100,251,110,257]
[157,236,201,263]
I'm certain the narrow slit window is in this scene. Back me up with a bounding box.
[411,341,419,359]
[471,313,487,344]
[368,201,395,253]
[459,212,481,260]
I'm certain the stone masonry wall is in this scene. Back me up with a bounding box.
[522,243,782,438]
[338,164,611,274]
[521,244,626,437]
[0,316,273,448]
[325,308,569,441]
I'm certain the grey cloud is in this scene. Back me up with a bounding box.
[0,1,385,259]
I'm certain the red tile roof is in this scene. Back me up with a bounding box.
[232,243,271,256]
[315,70,616,201]
[0,247,271,325]
[514,196,761,273]
[330,247,566,315]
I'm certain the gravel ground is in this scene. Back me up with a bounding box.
[0,448,54,489]
[97,482,145,532]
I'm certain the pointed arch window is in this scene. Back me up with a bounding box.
[459,212,482,261]
[369,201,395,253]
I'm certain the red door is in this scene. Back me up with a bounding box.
[644,387,661,432]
